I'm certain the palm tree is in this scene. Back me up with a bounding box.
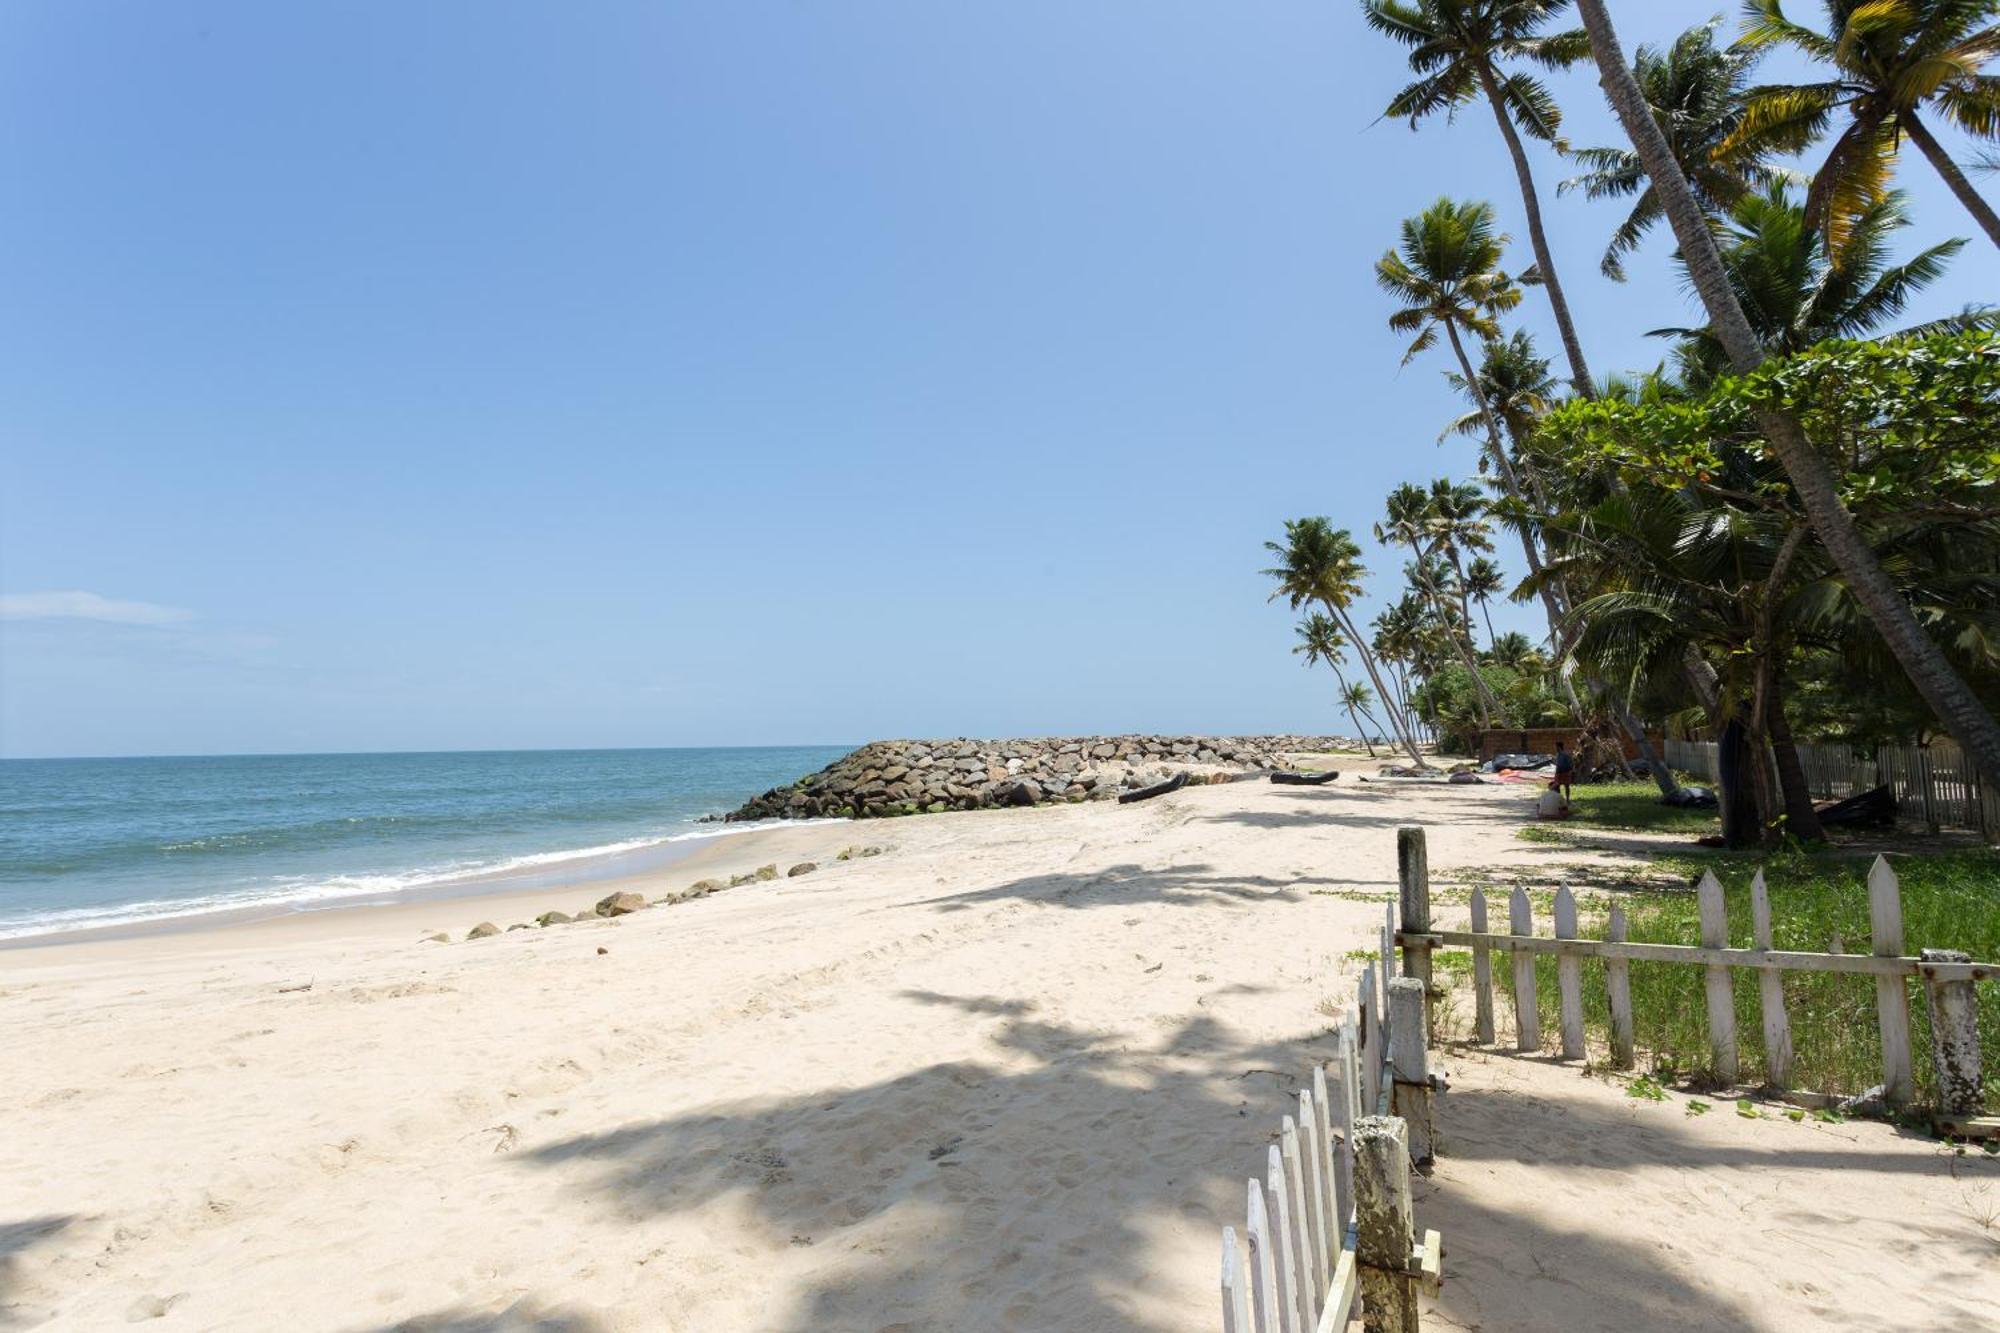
[1295,613,1383,754]
[1378,482,1500,726]
[1654,183,1980,388]
[1465,555,1507,643]
[1342,681,1387,755]
[1378,204,1572,650]
[1561,20,1787,279]
[1488,628,1539,670]
[1264,517,1430,766]
[1722,0,2000,254]
[1363,0,1600,397]
[1539,487,1827,845]
[1575,0,2000,788]
[1427,477,1495,635]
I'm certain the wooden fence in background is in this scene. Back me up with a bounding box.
[1662,737,1998,837]
[1391,828,1996,1136]
[1220,847,1445,1332]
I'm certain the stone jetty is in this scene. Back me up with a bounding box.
[724,734,1343,821]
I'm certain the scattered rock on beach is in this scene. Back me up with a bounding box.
[507,923,531,931]
[787,862,817,877]
[421,932,449,944]
[466,922,500,940]
[595,891,648,917]
[537,911,572,927]
[754,864,779,882]
[596,946,608,956]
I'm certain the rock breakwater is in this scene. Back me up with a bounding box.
[725,734,1342,821]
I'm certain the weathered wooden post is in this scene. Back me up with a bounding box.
[1920,949,1984,1123]
[1354,1116,1420,1333]
[1696,871,1737,1083]
[1553,886,1585,1060]
[1750,870,1793,1090]
[1468,888,1495,1045]
[1508,887,1539,1051]
[1605,905,1635,1070]
[1868,856,1914,1107]
[1388,976,1436,1166]
[1397,826,1433,1035]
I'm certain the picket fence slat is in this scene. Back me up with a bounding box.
[1265,1148,1303,1333]
[1554,886,1585,1060]
[1220,1227,1254,1333]
[1509,887,1539,1051]
[1245,1181,1283,1333]
[1468,887,1495,1045]
[1278,1131,1317,1333]
[1605,905,1634,1070]
[1750,870,1794,1090]
[1869,856,1914,1106]
[1697,872,1737,1082]
[1296,1093,1331,1298]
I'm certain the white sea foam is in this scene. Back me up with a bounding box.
[0,818,841,942]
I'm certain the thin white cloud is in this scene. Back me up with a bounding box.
[0,590,192,627]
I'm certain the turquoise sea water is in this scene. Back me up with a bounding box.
[0,746,848,940]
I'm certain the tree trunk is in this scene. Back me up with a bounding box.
[1903,110,2000,252]
[1717,716,1761,850]
[1410,547,1498,726]
[1574,0,2000,791]
[1477,598,1497,647]
[1327,599,1428,769]
[1475,62,1596,400]
[1348,705,1380,757]
[1767,674,1825,842]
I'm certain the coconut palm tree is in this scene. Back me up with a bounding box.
[1378,482,1500,726]
[1362,0,1600,397]
[1574,0,2000,787]
[1465,555,1507,644]
[1561,19,1787,278]
[1264,517,1430,766]
[1487,628,1540,670]
[1721,0,2000,255]
[1427,477,1496,634]
[1654,183,1982,389]
[1295,613,1384,754]
[1539,487,1828,845]
[1342,681,1387,755]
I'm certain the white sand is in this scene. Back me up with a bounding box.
[2,773,1992,1331]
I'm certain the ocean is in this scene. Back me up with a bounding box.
[0,746,849,941]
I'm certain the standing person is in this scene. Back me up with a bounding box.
[1554,740,1575,803]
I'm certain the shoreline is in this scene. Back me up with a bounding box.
[0,814,856,959]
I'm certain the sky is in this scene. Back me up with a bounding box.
[4,1,1997,758]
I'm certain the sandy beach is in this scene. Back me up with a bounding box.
[3,771,1993,1331]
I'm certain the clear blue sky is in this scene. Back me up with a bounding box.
[4,2,1995,758]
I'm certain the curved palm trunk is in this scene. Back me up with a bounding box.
[1323,599,1428,768]
[1324,660,1378,757]
[1476,598,1497,648]
[1474,63,1596,400]
[1409,545,1499,727]
[1903,111,2000,252]
[1576,0,2000,791]
[1751,525,1825,843]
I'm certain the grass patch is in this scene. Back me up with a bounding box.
[1562,781,1720,835]
[1519,848,2000,1109]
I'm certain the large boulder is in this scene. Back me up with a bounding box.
[466,922,501,940]
[787,862,817,877]
[595,891,648,917]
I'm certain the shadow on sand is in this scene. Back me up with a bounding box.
[499,990,1747,1331]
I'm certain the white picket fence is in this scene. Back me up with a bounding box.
[1662,737,1998,835]
[1220,884,1444,1331]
